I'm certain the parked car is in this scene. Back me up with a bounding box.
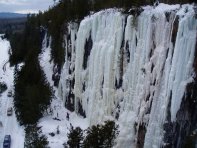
[7,91,12,97]
[7,107,12,116]
[3,135,11,148]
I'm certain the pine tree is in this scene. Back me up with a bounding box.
[101,121,119,147]
[14,57,53,125]
[83,121,119,148]
[67,126,84,148]
[83,125,101,148]
[24,124,48,148]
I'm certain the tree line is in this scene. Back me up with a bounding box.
[8,0,195,68]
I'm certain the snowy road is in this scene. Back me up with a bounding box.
[0,37,24,148]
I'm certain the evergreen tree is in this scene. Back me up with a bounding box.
[83,125,101,148]
[14,57,53,125]
[67,126,84,148]
[66,121,119,148]
[83,121,119,148]
[25,124,48,148]
[100,121,119,147]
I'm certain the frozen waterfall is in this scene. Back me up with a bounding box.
[58,4,197,148]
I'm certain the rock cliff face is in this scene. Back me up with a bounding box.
[55,4,197,147]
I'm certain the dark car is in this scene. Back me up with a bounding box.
[3,135,11,148]
[7,91,12,97]
[7,107,13,116]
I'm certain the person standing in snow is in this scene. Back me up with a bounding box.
[57,125,60,134]
[66,113,69,121]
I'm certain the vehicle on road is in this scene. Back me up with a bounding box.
[7,107,12,116]
[7,90,12,97]
[3,135,11,148]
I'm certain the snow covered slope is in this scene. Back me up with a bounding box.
[39,34,88,148]
[0,36,24,148]
[57,4,197,148]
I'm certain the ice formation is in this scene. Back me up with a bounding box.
[58,4,197,147]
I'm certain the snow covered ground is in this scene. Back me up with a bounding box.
[0,36,24,148]
[39,36,89,148]
[0,34,88,148]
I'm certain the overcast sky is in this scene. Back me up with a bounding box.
[0,0,54,13]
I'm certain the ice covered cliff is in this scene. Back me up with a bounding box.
[57,4,197,148]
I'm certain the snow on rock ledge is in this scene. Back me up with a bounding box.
[58,4,197,148]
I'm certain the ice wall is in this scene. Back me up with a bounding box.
[58,4,197,147]
[58,23,78,112]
